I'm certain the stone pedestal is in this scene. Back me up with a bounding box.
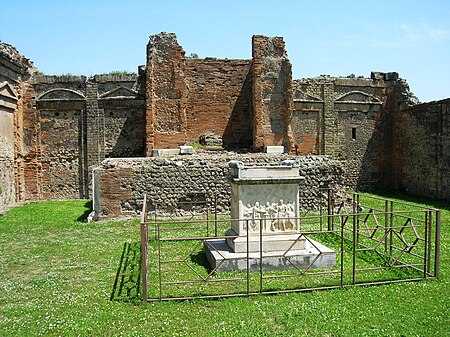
[204,160,336,272]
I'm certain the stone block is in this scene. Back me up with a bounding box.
[229,160,301,180]
[150,149,180,157]
[179,145,193,155]
[264,146,285,154]
[384,72,399,81]
[370,71,384,80]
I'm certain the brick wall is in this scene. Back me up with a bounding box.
[185,58,253,148]
[146,33,188,152]
[146,33,254,151]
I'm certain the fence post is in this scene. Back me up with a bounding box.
[389,201,394,261]
[259,218,263,294]
[327,189,332,231]
[356,193,360,245]
[140,194,148,302]
[340,215,344,287]
[435,210,441,278]
[424,210,429,278]
[352,201,357,285]
[214,194,218,237]
[384,200,389,254]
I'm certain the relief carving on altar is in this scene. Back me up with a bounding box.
[243,200,297,233]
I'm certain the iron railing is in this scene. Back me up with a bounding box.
[135,191,440,302]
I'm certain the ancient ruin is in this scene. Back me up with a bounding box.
[0,33,448,214]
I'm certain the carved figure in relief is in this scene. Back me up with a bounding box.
[285,203,296,231]
[243,200,297,233]
[265,201,277,232]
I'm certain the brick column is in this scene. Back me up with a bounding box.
[145,33,187,154]
[21,81,43,200]
[322,81,336,155]
[251,35,294,152]
[85,81,104,197]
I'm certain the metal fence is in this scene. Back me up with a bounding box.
[137,191,440,302]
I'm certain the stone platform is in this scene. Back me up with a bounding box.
[204,237,336,272]
[225,229,309,253]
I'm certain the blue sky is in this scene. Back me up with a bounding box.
[1,0,449,102]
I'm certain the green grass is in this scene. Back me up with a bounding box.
[0,196,448,336]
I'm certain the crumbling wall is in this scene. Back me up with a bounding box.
[398,99,449,200]
[92,154,344,218]
[3,34,447,209]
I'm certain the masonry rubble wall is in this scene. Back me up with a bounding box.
[291,74,426,194]
[292,76,391,190]
[92,154,344,218]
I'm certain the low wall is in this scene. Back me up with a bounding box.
[92,153,344,218]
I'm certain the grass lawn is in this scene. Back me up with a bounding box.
[0,194,448,336]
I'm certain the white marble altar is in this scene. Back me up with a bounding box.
[204,160,336,272]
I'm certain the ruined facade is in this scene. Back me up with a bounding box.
[0,33,448,214]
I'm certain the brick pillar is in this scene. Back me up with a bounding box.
[251,35,294,152]
[145,32,187,154]
[21,81,43,200]
[85,80,104,197]
[322,81,336,155]
[14,80,25,203]
[384,80,401,189]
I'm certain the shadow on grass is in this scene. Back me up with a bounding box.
[316,232,422,280]
[77,200,93,222]
[190,250,213,274]
[110,241,142,302]
[365,190,449,211]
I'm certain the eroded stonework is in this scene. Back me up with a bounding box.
[0,33,448,214]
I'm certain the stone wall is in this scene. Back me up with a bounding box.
[20,73,145,200]
[398,99,449,200]
[292,76,390,190]
[92,154,344,218]
[0,42,34,212]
